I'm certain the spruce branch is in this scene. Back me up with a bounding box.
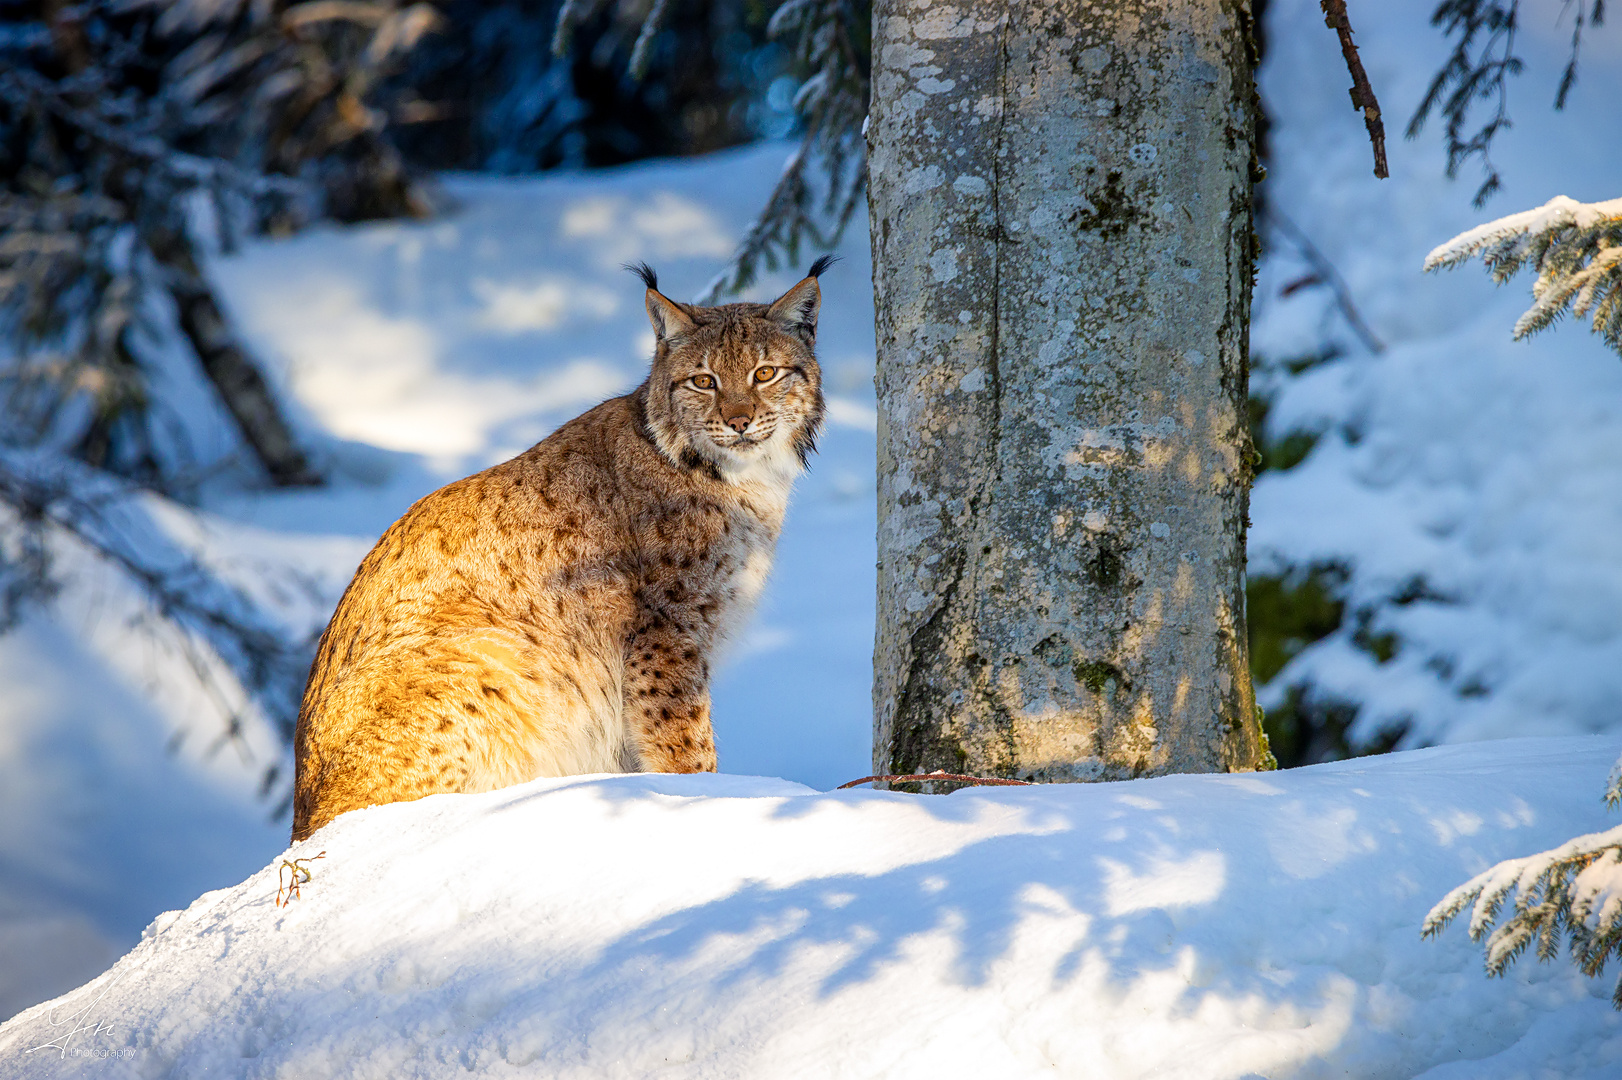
[3,0,440,488]
[1555,1,1605,110]
[1425,194,1622,354]
[1412,2,1607,206]
[626,0,674,81]
[547,0,869,299]
[1424,766,1622,1009]
[0,450,318,769]
[698,0,868,300]
[1409,1,1521,206]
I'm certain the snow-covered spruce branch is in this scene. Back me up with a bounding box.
[1424,194,1622,354]
[699,0,867,300]
[0,68,303,203]
[1423,753,1622,1008]
[0,450,316,782]
[3,1,440,488]
[551,0,868,299]
[0,70,319,485]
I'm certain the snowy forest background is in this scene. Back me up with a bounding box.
[2,0,1622,1054]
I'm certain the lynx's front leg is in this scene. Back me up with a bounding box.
[623,595,718,773]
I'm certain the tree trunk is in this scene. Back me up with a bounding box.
[869,0,1269,781]
[147,226,322,488]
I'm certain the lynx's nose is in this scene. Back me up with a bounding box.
[724,414,752,434]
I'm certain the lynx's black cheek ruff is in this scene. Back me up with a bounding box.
[793,398,824,468]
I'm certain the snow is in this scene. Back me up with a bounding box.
[1251,0,1622,751]
[2,737,1620,1078]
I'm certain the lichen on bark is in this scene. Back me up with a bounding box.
[870,0,1268,781]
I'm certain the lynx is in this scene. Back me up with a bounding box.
[290,258,831,841]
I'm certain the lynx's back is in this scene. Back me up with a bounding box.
[291,261,829,840]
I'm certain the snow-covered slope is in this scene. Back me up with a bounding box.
[3,737,1619,1079]
[1252,2,1622,750]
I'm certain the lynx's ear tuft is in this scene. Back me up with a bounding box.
[625,261,659,290]
[766,274,823,343]
[807,253,839,279]
[634,264,696,342]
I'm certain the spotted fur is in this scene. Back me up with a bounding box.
[290,267,828,841]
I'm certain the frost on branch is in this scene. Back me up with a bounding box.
[1424,194,1622,355]
[1424,750,1622,1008]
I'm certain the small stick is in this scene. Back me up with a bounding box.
[1320,0,1388,180]
[836,773,1033,791]
[276,851,326,907]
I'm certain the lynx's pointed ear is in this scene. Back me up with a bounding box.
[629,262,696,342]
[766,272,826,343]
[645,289,697,342]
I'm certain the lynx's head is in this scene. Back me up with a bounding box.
[634,258,830,485]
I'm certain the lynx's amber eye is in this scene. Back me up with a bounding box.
[752,366,777,384]
[690,373,716,389]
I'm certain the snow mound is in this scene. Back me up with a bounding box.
[4,739,1620,1079]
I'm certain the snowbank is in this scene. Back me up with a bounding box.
[4,737,1620,1079]
[1251,1,1622,751]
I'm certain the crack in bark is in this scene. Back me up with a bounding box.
[887,547,967,774]
[973,4,1016,771]
[985,3,1010,498]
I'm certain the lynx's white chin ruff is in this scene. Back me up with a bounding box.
[714,433,804,512]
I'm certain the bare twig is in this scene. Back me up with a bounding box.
[1320,0,1389,179]
[1268,208,1387,354]
[276,851,326,906]
[837,772,1033,791]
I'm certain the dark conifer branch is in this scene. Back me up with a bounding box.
[0,451,318,785]
[1408,1,1522,207]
